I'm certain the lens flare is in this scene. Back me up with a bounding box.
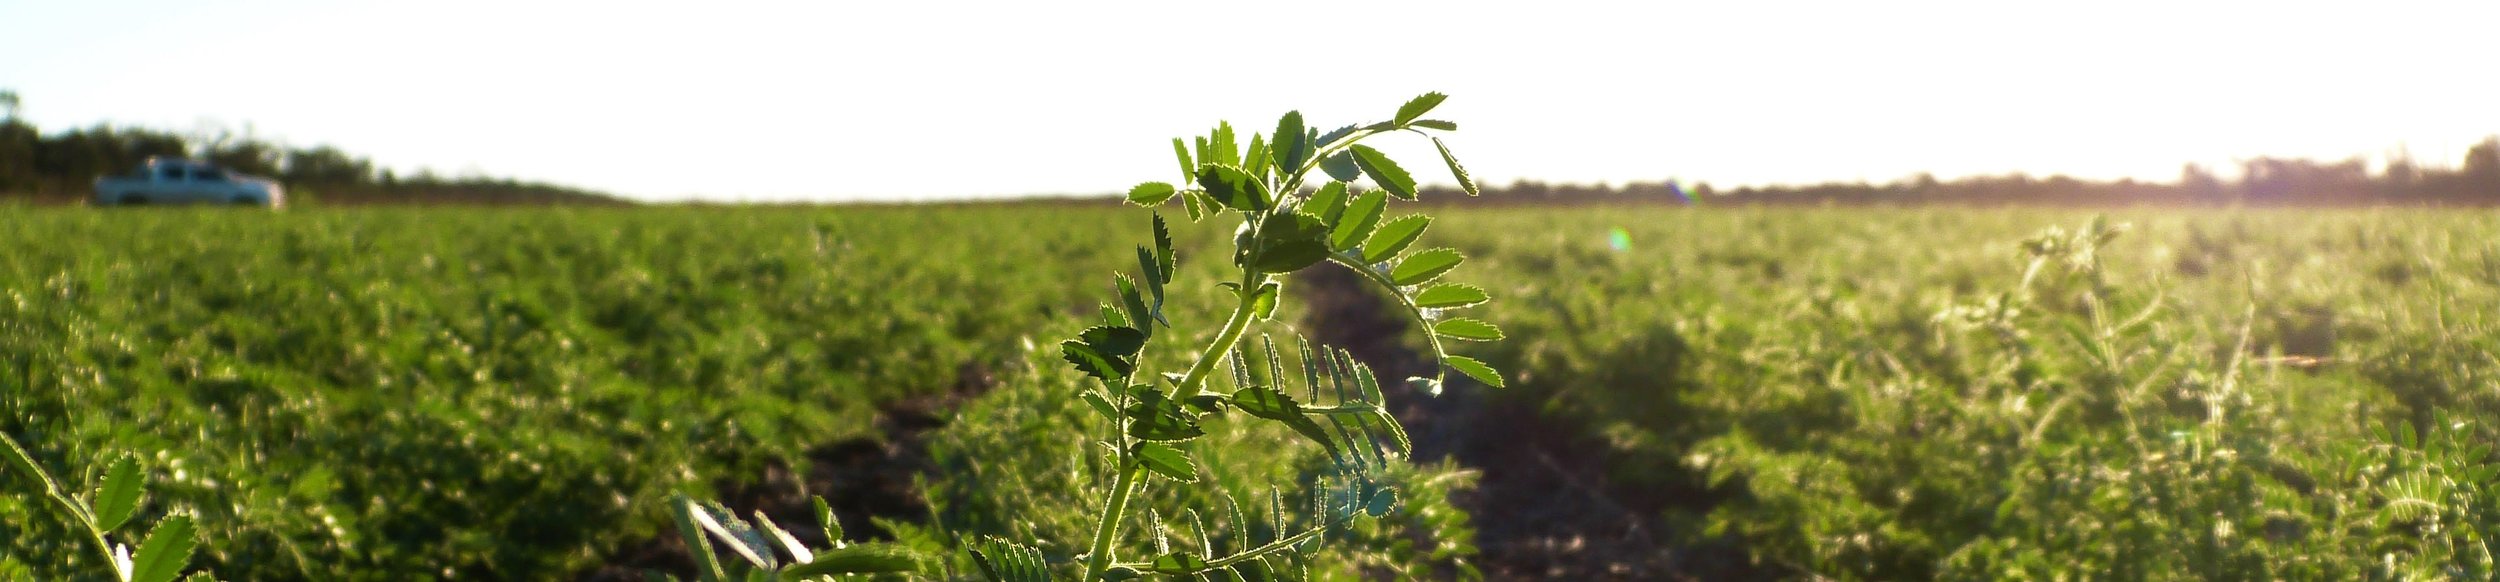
[1608,227,1631,252]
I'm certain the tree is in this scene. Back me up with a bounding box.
[0,89,19,120]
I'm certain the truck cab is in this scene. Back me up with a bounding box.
[93,157,287,207]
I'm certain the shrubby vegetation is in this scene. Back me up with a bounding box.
[0,90,621,205]
[1444,207,2500,578]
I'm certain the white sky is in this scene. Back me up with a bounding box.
[4,0,2496,201]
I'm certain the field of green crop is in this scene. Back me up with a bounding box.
[7,203,2500,579]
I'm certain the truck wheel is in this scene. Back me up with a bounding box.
[233,196,258,205]
[122,195,148,205]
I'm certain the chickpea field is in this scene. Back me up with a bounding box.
[6,204,2500,579]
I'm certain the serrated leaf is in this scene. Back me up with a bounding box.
[1250,213,1331,273]
[690,500,778,570]
[1082,389,1120,420]
[1126,388,1205,441]
[969,536,1050,582]
[1409,119,1457,131]
[1197,164,1272,212]
[1366,488,1400,517]
[1445,355,1504,388]
[784,544,932,577]
[1135,442,1201,483]
[1171,138,1195,182]
[1080,326,1148,357]
[1152,551,1213,575]
[1152,213,1175,281]
[1211,121,1238,166]
[1430,136,1479,196]
[1307,182,1350,226]
[1118,275,1152,338]
[1181,188,1207,220]
[1273,111,1308,176]
[1395,92,1448,126]
[1244,133,1271,183]
[1413,284,1490,309]
[1127,182,1177,206]
[1332,190,1387,253]
[1317,124,1359,148]
[1137,247,1166,319]
[1369,410,1412,458]
[1390,248,1463,286]
[1347,145,1417,200]
[95,455,144,532]
[671,496,728,581]
[753,510,815,564]
[813,495,842,543]
[129,515,196,582]
[1320,152,1360,183]
[1361,215,1431,263]
[1062,340,1133,382]
[1434,318,1504,341]
[1248,282,1280,321]
[1232,387,1343,465]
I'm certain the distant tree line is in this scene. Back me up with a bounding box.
[1418,137,2500,207]
[0,90,625,206]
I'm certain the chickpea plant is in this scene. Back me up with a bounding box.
[943,93,1504,581]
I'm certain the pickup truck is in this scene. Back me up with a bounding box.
[93,157,286,207]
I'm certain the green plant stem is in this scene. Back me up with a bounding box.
[0,432,119,572]
[1174,278,1265,401]
[1325,254,1451,381]
[1082,465,1145,580]
[1112,514,1341,573]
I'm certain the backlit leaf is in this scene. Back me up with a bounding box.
[1361,215,1430,264]
[1433,318,1504,341]
[95,455,144,532]
[1409,119,1457,131]
[1332,190,1387,253]
[128,515,196,582]
[1431,136,1478,196]
[1394,92,1448,126]
[1445,355,1503,388]
[1135,442,1201,483]
[1273,110,1308,175]
[1196,164,1272,212]
[1413,284,1490,309]
[1126,388,1205,441]
[1348,145,1417,200]
[1390,248,1463,286]
[1320,152,1360,183]
[1307,182,1350,226]
[1127,182,1177,206]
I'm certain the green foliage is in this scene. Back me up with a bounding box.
[952,95,1496,580]
[0,205,1135,578]
[0,432,202,581]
